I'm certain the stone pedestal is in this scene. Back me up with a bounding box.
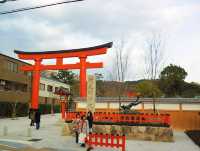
[92,125,173,142]
[87,75,96,113]
[62,123,173,142]
[61,123,74,136]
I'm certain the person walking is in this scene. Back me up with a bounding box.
[72,113,81,144]
[29,109,35,126]
[78,115,89,147]
[35,110,41,130]
[86,111,93,132]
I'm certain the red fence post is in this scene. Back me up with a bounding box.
[100,133,103,146]
[95,133,98,146]
[105,134,108,147]
[89,133,92,147]
[85,133,126,151]
[111,134,114,148]
[116,134,119,148]
[122,134,126,151]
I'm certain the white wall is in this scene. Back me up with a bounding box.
[182,104,200,110]
[76,102,200,111]
[39,77,70,99]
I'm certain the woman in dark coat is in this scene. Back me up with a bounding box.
[35,110,41,130]
[86,111,93,132]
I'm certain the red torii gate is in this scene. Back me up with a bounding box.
[14,42,112,109]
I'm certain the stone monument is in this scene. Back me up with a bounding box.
[87,75,96,113]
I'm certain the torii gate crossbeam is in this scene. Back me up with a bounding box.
[14,42,112,109]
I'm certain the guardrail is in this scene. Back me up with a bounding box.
[65,112,170,126]
[86,133,126,151]
[74,97,200,104]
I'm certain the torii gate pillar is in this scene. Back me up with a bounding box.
[80,57,87,97]
[31,59,41,109]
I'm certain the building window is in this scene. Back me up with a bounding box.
[0,80,5,91]
[4,81,12,91]
[47,85,53,92]
[22,85,27,92]
[7,61,18,73]
[55,87,59,93]
[40,83,45,91]
[0,80,27,92]
[14,83,27,92]
[0,85,4,91]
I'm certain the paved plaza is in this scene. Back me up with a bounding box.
[0,114,199,151]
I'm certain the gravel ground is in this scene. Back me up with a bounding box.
[0,114,199,151]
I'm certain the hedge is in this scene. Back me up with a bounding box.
[0,102,61,118]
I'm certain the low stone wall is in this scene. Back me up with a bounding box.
[93,125,173,142]
[62,123,173,142]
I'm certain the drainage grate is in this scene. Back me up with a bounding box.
[28,138,42,142]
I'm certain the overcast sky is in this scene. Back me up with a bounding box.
[0,0,200,82]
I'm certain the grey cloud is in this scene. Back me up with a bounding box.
[0,0,200,81]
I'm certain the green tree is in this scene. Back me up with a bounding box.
[56,70,75,85]
[181,82,200,98]
[135,80,162,97]
[159,64,187,97]
[54,70,77,110]
[54,70,78,95]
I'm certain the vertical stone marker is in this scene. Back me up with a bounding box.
[87,75,96,113]
[27,127,32,137]
[3,126,8,136]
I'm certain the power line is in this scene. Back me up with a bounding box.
[0,0,84,15]
[0,0,17,3]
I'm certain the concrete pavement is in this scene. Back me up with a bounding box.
[0,114,199,151]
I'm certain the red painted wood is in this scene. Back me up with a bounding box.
[56,58,63,65]
[79,57,87,97]
[61,102,66,119]
[15,43,112,109]
[21,62,103,71]
[86,133,126,151]
[66,112,171,126]
[31,59,41,109]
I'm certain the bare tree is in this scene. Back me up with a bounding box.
[108,39,129,83]
[106,39,131,111]
[144,32,165,80]
[144,32,165,113]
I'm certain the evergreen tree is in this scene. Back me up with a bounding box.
[159,64,187,97]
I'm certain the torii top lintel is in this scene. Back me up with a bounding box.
[14,42,113,60]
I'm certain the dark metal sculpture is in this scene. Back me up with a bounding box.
[120,96,141,114]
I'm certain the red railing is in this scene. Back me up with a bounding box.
[86,133,126,151]
[65,112,170,126]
